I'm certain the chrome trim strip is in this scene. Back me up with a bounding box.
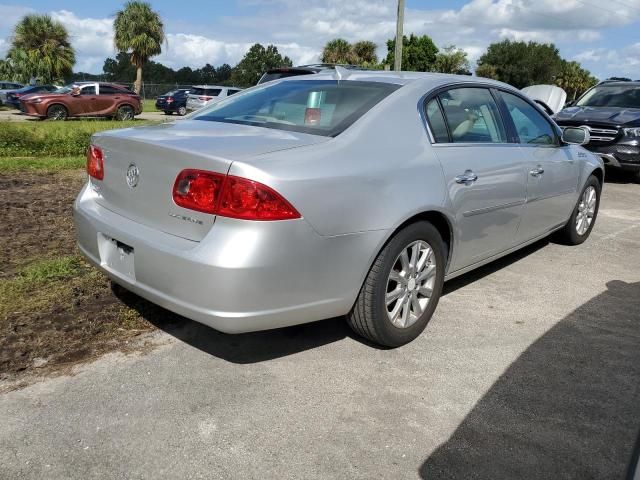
[525,188,576,204]
[463,200,525,217]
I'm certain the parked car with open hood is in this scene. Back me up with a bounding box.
[185,85,242,111]
[554,80,640,180]
[75,70,603,347]
[4,85,59,109]
[20,82,142,120]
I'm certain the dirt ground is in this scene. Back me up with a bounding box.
[0,170,183,387]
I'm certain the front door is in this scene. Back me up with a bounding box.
[424,87,527,271]
[496,91,580,242]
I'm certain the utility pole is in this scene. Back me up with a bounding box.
[394,0,405,71]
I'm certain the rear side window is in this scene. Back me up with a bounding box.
[80,85,96,95]
[192,80,400,137]
[98,85,122,95]
[499,91,557,145]
[191,87,222,97]
[438,88,506,143]
[425,99,449,142]
[227,89,241,96]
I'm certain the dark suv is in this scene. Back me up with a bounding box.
[554,80,640,180]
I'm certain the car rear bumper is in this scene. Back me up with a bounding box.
[73,183,385,333]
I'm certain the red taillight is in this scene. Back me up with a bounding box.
[199,96,212,101]
[172,170,300,221]
[172,170,225,214]
[87,145,104,180]
[166,96,174,103]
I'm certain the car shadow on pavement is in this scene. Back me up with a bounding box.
[419,279,640,479]
[112,283,351,363]
[443,239,549,296]
[112,238,557,363]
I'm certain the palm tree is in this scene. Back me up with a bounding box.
[114,1,165,94]
[321,39,352,64]
[6,14,75,84]
[351,41,377,65]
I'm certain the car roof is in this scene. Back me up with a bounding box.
[596,80,640,86]
[191,85,232,89]
[273,69,514,90]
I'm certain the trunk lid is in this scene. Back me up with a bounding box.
[91,120,329,241]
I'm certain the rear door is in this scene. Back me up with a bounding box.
[425,86,527,271]
[497,90,579,242]
[95,84,121,114]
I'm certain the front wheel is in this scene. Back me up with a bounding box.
[347,221,445,347]
[46,104,68,121]
[116,105,135,121]
[555,174,601,245]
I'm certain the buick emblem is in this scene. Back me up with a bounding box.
[126,164,139,188]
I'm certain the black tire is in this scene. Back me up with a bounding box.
[116,105,135,121]
[347,221,446,347]
[178,106,187,116]
[46,104,68,121]
[555,174,601,245]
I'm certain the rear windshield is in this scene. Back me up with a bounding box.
[191,87,221,96]
[192,80,400,137]
[576,85,640,109]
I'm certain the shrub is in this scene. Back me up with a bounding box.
[0,120,152,157]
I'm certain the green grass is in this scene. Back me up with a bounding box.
[0,156,85,172]
[20,255,82,282]
[0,120,156,157]
[142,98,159,112]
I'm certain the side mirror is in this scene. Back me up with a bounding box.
[562,126,590,145]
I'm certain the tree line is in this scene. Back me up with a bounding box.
[0,0,600,99]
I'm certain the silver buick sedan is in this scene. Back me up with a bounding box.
[74,70,603,347]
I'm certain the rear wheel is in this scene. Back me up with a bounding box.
[347,221,445,347]
[116,105,135,121]
[555,174,601,245]
[46,104,68,121]
[178,106,187,116]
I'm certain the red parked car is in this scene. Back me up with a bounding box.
[20,82,143,120]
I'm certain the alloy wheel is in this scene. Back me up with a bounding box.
[385,240,437,328]
[576,185,597,236]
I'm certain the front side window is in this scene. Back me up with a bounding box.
[500,91,557,145]
[438,88,506,143]
[192,80,400,137]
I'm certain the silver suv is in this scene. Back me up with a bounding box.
[186,85,242,111]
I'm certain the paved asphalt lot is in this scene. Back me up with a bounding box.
[1,176,639,479]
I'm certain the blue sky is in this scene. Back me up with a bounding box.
[1,0,639,79]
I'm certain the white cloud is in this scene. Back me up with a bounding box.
[1,1,639,79]
[574,43,640,78]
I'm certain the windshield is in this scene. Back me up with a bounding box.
[576,85,640,109]
[191,80,400,137]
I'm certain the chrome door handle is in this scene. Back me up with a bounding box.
[455,170,478,185]
[530,166,545,177]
